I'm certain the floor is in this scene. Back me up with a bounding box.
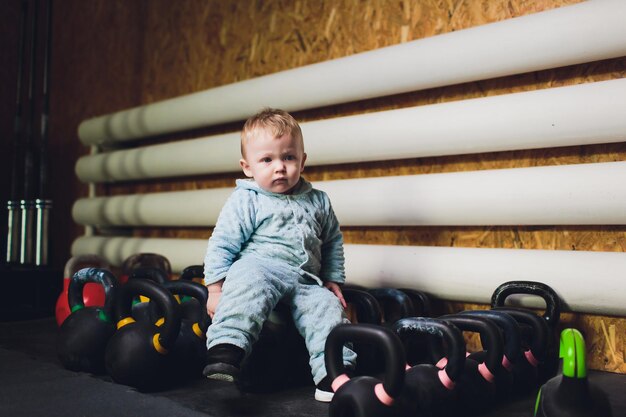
[1,317,624,417]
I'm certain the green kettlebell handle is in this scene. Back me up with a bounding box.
[560,328,586,379]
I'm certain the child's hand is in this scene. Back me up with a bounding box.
[324,281,347,309]
[206,280,224,319]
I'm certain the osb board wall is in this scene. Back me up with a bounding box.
[29,0,623,373]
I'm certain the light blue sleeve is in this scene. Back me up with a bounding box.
[319,195,346,284]
[203,189,256,285]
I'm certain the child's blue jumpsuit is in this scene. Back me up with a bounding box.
[204,178,356,384]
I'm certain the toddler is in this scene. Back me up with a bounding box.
[203,108,356,401]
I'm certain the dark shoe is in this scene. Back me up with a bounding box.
[203,344,245,382]
[315,375,334,402]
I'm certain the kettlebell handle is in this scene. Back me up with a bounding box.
[440,314,504,379]
[343,288,383,325]
[163,280,210,330]
[179,265,204,281]
[491,307,549,363]
[122,253,172,276]
[64,255,110,278]
[459,310,523,365]
[368,288,414,320]
[393,317,466,382]
[115,279,181,351]
[325,324,406,398]
[130,267,169,284]
[68,268,118,320]
[491,281,560,328]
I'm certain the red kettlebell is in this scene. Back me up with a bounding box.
[326,324,406,417]
[57,268,119,374]
[105,279,181,391]
[55,255,111,326]
[393,317,466,417]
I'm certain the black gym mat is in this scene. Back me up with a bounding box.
[0,318,624,417]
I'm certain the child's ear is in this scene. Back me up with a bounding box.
[300,153,307,172]
[240,158,253,177]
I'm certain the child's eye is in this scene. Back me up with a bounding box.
[261,157,272,163]
[284,155,295,161]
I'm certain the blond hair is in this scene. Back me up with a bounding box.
[240,108,304,156]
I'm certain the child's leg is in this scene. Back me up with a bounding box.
[288,281,357,385]
[207,257,289,355]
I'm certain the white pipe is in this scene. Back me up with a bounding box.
[72,161,626,227]
[71,236,208,274]
[77,1,626,145]
[72,187,233,227]
[84,145,99,237]
[76,78,626,183]
[70,237,626,316]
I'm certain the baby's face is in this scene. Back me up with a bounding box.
[240,129,306,194]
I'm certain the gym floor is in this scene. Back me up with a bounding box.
[1,318,624,417]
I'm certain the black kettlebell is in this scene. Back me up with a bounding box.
[367,288,414,325]
[491,306,550,393]
[393,317,466,417]
[162,279,209,380]
[491,280,561,381]
[343,287,383,325]
[342,288,383,376]
[326,324,406,417]
[104,278,181,391]
[128,266,169,323]
[366,288,416,375]
[398,288,432,365]
[438,314,504,415]
[177,264,206,323]
[236,301,311,393]
[459,309,523,400]
[57,267,119,374]
[398,288,431,316]
[179,264,204,282]
[121,252,172,278]
[534,328,612,417]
